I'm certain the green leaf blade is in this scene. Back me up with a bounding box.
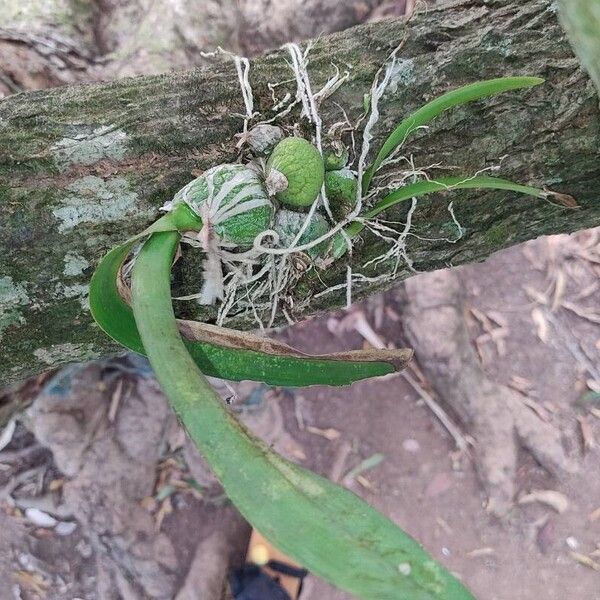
[130,231,476,600]
[362,76,544,192]
[89,214,410,386]
[333,175,546,258]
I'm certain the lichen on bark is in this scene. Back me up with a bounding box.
[1,0,599,389]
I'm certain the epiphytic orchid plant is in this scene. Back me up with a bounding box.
[90,73,552,599]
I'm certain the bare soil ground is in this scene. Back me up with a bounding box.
[1,230,598,600]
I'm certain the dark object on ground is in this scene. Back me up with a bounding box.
[230,560,308,600]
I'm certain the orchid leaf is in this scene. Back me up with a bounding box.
[362,77,544,192]
[130,231,476,600]
[333,175,546,258]
[90,205,411,387]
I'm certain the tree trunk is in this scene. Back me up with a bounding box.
[1,0,599,389]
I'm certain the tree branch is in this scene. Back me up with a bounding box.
[1,0,599,389]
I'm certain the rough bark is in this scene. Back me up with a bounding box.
[1,0,599,389]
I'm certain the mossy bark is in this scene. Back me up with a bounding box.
[1,0,599,389]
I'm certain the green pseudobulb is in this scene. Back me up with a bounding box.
[266,137,325,208]
[173,164,273,248]
[273,209,330,259]
[323,146,349,171]
[324,167,358,219]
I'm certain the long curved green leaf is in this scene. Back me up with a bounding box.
[131,231,476,600]
[362,77,544,192]
[333,175,546,258]
[90,206,411,387]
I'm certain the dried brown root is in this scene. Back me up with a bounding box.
[401,269,577,517]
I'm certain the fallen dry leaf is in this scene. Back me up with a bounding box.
[578,416,595,452]
[531,308,549,343]
[356,475,375,491]
[509,375,536,395]
[518,489,569,513]
[570,552,600,571]
[14,570,49,594]
[546,191,579,208]
[588,506,600,523]
[561,301,600,325]
[466,547,495,558]
[520,397,551,422]
[551,269,567,312]
[523,285,548,305]
[306,426,341,441]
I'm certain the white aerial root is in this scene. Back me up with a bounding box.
[200,47,257,144]
[177,37,463,326]
[362,197,418,273]
[166,166,271,306]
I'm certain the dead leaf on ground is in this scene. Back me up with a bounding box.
[356,475,375,491]
[561,301,600,325]
[436,517,453,535]
[520,397,551,422]
[466,547,495,558]
[570,552,600,571]
[509,375,536,395]
[551,269,567,311]
[531,308,549,343]
[13,570,49,594]
[518,489,569,513]
[523,285,548,305]
[306,426,340,441]
[578,416,595,452]
[546,191,579,208]
[588,506,600,523]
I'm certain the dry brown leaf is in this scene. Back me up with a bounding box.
[562,301,600,324]
[531,308,549,343]
[578,416,595,452]
[466,547,495,558]
[547,191,579,208]
[570,552,600,571]
[486,310,508,328]
[436,517,453,535]
[108,378,124,423]
[14,570,49,594]
[551,269,567,311]
[521,397,551,422]
[356,475,375,491]
[509,375,535,395]
[518,489,569,513]
[524,285,548,305]
[154,496,172,531]
[588,506,600,523]
[306,426,341,441]
[48,478,63,492]
[140,496,157,512]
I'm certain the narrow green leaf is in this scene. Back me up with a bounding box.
[344,453,385,481]
[131,231,476,600]
[362,77,544,192]
[332,175,546,259]
[90,209,411,387]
